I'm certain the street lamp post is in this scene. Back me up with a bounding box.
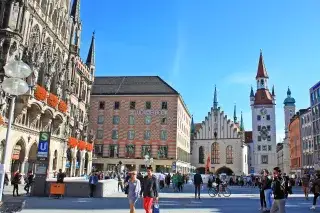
[0,59,33,202]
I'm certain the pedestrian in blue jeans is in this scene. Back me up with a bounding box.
[128,171,141,213]
[262,169,273,212]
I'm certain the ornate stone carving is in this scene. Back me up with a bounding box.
[30,114,41,129]
[56,83,62,98]
[14,108,27,124]
[43,119,52,132]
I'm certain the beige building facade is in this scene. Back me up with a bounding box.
[191,86,248,176]
[90,76,192,173]
[0,0,95,177]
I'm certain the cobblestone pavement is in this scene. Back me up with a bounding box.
[2,184,319,213]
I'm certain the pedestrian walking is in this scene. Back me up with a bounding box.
[141,167,159,213]
[159,172,165,190]
[12,170,21,197]
[258,177,266,211]
[117,174,124,192]
[310,173,320,210]
[301,172,310,200]
[56,169,65,183]
[88,172,98,197]
[193,169,203,199]
[24,170,34,195]
[262,169,272,212]
[127,171,141,213]
[270,167,286,213]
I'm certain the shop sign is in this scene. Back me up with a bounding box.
[131,110,167,116]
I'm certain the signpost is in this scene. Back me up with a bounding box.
[32,132,51,196]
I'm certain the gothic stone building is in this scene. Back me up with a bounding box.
[0,0,95,177]
[190,86,249,176]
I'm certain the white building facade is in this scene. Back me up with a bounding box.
[191,87,248,176]
[250,51,277,173]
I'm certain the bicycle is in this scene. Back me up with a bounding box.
[208,184,231,197]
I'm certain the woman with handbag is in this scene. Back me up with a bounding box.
[127,171,141,213]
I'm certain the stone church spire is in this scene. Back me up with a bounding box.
[86,31,95,66]
[213,85,218,110]
[233,104,237,123]
[240,111,244,131]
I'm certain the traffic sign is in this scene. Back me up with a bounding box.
[37,132,50,161]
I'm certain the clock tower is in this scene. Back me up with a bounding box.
[250,50,277,173]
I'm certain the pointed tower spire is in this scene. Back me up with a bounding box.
[71,0,81,21]
[250,86,254,97]
[191,115,195,134]
[86,31,95,66]
[272,85,275,96]
[213,85,218,110]
[256,49,269,79]
[233,103,237,123]
[240,111,244,131]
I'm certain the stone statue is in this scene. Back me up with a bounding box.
[0,90,7,117]
[74,107,79,121]
[48,55,57,75]
[64,125,70,138]
[56,83,62,98]
[44,74,52,91]
[75,129,80,139]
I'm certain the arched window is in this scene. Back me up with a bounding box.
[211,142,219,164]
[198,146,204,164]
[226,145,233,164]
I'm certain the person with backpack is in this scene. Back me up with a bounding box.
[310,173,320,210]
[270,167,286,213]
[262,169,272,212]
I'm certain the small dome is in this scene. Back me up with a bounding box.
[283,97,295,106]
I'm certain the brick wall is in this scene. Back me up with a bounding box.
[89,95,179,160]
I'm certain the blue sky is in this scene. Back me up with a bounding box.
[79,0,320,141]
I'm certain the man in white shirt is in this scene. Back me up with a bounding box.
[159,173,165,189]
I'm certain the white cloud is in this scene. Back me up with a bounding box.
[224,72,255,85]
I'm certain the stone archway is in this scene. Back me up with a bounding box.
[11,139,26,175]
[215,166,234,176]
[26,142,37,173]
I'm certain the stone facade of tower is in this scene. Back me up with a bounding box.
[281,87,296,174]
[250,51,277,173]
[0,0,95,177]
[191,86,249,176]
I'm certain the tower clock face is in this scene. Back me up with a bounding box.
[260,126,269,140]
[260,108,267,116]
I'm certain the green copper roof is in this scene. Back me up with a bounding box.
[284,87,295,106]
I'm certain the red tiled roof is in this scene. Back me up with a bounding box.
[244,131,253,143]
[256,51,269,79]
[254,89,273,105]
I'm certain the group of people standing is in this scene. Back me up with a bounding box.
[258,167,290,213]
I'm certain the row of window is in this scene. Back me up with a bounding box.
[99,101,168,110]
[97,115,167,125]
[257,115,271,121]
[96,130,168,140]
[310,87,320,106]
[94,144,169,159]
[312,105,320,120]
[257,145,272,151]
[198,144,234,164]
